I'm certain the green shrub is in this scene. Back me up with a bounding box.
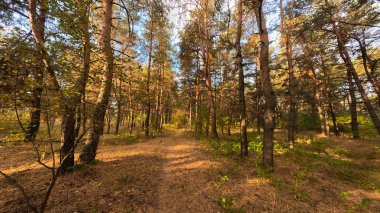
[280,112,321,131]
[336,114,377,139]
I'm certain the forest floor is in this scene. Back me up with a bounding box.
[0,129,380,212]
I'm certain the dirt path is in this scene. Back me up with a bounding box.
[2,131,380,212]
[0,131,222,212]
[154,131,220,212]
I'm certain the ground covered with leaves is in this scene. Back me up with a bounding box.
[0,130,379,212]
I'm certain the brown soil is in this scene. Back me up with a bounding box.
[0,130,379,212]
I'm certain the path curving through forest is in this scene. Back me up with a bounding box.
[1,130,380,212]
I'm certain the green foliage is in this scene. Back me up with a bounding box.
[293,171,308,201]
[336,115,378,139]
[220,196,233,208]
[360,197,371,209]
[271,177,284,191]
[339,191,349,198]
[280,112,320,131]
[214,175,230,189]
[1,130,25,143]
[297,112,321,131]
[172,110,188,128]
[100,132,144,146]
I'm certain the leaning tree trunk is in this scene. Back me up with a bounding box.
[235,0,248,156]
[28,0,92,171]
[355,34,380,106]
[29,0,75,170]
[254,1,277,169]
[79,0,113,163]
[25,0,47,142]
[332,22,380,135]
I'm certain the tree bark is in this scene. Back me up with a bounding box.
[254,1,277,169]
[280,0,297,146]
[198,0,218,140]
[355,32,380,106]
[25,85,43,141]
[300,39,326,136]
[235,0,248,156]
[328,101,339,136]
[145,18,154,137]
[347,70,360,138]
[79,0,114,163]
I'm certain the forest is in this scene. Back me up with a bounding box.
[0,0,379,212]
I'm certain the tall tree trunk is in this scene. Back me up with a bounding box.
[74,0,91,138]
[280,0,296,146]
[79,0,113,163]
[155,67,162,131]
[204,4,218,140]
[198,0,218,140]
[254,1,277,169]
[300,39,326,135]
[145,18,154,137]
[255,61,262,135]
[195,50,201,133]
[235,0,248,156]
[28,0,74,170]
[25,0,47,142]
[128,78,133,134]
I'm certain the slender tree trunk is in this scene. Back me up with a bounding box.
[347,71,360,138]
[355,33,380,106]
[115,76,122,134]
[329,101,339,136]
[256,66,262,135]
[106,109,111,134]
[235,0,248,156]
[300,39,326,135]
[195,51,201,133]
[227,114,232,136]
[79,0,114,163]
[25,0,47,142]
[145,18,154,137]
[155,67,162,131]
[254,1,277,169]
[280,0,296,146]
[198,0,218,140]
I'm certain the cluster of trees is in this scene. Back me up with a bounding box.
[0,0,379,211]
[0,0,177,172]
[177,0,379,169]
